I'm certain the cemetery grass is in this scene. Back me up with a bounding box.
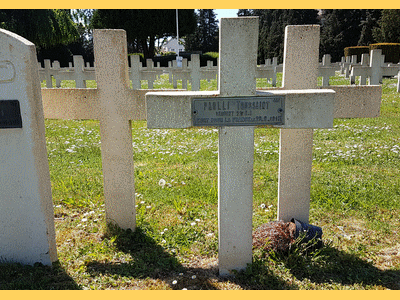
[1,75,400,290]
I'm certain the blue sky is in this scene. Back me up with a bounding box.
[213,9,239,21]
[192,9,239,21]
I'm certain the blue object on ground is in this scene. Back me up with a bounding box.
[291,218,323,245]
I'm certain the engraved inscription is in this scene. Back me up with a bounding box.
[0,100,22,128]
[0,61,16,83]
[192,96,284,127]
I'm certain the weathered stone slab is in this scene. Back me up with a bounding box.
[0,29,57,265]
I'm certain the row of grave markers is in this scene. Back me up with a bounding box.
[38,50,400,92]
[38,54,217,90]
[0,18,382,276]
[42,52,397,90]
[38,54,282,90]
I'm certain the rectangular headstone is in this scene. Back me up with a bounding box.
[0,29,57,265]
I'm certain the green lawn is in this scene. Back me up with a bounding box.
[1,73,400,289]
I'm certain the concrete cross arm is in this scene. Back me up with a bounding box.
[146,91,218,129]
[146,89,336,130]
[257,89,335,129]
[329,85,382,119]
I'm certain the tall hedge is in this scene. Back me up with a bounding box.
[369,43,400,63]
[344,46,370,63]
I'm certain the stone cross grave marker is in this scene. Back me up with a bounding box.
[0,29,57,265]
[41,29,184,232]
[276,26,381,224]
[93,30,137,230]
[146,18,335,276]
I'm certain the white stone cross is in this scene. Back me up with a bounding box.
[276,26,382,224]
[0,29,57,265]
[350,53,370,85]
[146,18,335,276]
[318,54,336,86]
[41,30,192,232]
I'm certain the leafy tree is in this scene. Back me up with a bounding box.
[237,9,253,16]
[320,9,366,61]
[0,9,79,48]
[68,9,95,65]
[246,9,319,63]
[91,9,196,58]
[185,9,219,53]
[373,9,400,43]
[358,9,381,46]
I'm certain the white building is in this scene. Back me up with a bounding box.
[161,38,185,53]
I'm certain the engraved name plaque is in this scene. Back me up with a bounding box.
[0,100,23,128]
[192,96,285,127]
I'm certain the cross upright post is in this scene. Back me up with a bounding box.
[276,26,382,223]
[277,25,320,223]
[217,17,259,276]
[94,30,136,230]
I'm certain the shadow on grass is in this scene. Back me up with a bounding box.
[86,225,184,279]
[269,243,400,289]
[82,225,400,289]
[84,225,294,290]
[0,261,80,289]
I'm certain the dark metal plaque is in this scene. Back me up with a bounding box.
[0,100,22,129]
[192,96,284,127]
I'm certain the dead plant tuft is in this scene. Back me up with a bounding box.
[252,221,296,254]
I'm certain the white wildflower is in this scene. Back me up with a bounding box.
[159,179,166,188]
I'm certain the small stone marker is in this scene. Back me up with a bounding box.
[398,70,400,93]
[319,54,336,86]
[0,29,57,265]
[146,18,335,276]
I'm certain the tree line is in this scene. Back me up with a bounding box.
[1,9,400,66]
[240,9,400,63]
